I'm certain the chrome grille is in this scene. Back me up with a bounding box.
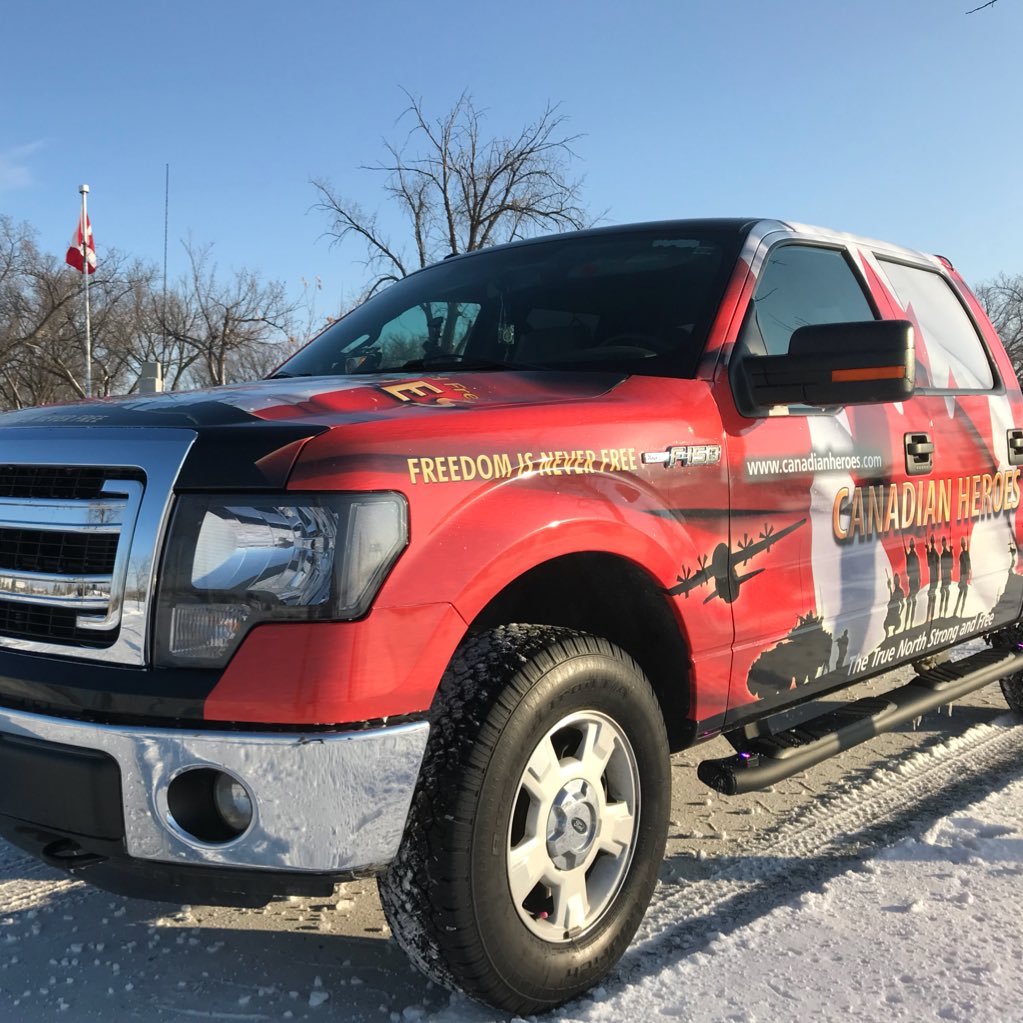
[0,475,145,647]
[0,429,196,666]
[0,528,118,576]
[0,600,109,646]
[0,465,116,500]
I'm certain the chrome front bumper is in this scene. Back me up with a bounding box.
[0,705,429,873]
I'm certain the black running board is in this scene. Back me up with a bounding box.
[697,648,1023,796]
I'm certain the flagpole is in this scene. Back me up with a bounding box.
[80,183,92,399]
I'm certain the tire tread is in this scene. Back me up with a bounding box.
[378,624,665,1012]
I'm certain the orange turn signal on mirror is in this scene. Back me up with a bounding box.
[831,366,906,383]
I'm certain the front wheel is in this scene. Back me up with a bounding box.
[1000,671,1023,714]
[985,631,1023,713]
[378,625,670,1013]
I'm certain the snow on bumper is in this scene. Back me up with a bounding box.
[0,705,429,873]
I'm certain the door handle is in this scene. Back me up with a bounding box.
[1008,429,1023,467]
[905,432,933,476]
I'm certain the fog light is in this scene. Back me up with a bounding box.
[166,768,254,844]
[214,773,254,832]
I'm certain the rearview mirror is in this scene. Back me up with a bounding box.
[741,320,915,411]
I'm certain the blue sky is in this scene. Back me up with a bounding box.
[3,0,1022,326]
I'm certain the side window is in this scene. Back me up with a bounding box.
[877,260,994,391]
[740,245,876,356]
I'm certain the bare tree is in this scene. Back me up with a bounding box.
[977,274,1023,378]
[112,274,200,392]
[0,217,76,364]
[156,242,299,388]
[0,215,306,408]
[86,258,172,395]
[312,92,592,296]
[0,215,178,405]
[0,216,88,406]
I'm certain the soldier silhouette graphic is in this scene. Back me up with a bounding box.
[835,628,849,673]
[952,536,971,617]
[903,536,921,629]
[885,573,905,637]
[926,534,940,622]
[939,536,953,617]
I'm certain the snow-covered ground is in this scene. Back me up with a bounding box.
[2,714,1022,1022]
[545,753,1023,1023]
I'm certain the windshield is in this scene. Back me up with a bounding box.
[278,226,740,379]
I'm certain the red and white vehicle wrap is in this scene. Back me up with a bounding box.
[0,218,1020,1011]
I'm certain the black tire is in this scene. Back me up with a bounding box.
[378,625,670,1013]
[1000,672,1023,714]
[985,631,1023,713]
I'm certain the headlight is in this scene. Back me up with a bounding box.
[154,492,408,668]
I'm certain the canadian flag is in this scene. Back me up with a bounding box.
[65,213,97,274]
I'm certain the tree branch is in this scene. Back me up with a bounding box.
[311,90,591,286]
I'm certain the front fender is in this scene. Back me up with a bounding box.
[375,468,734,722]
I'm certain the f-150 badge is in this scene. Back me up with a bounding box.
[642,444,722,468]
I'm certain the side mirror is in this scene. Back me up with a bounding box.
[741,320,915,411]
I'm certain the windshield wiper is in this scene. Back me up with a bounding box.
[273,355,543,379]
[398,355,524,372]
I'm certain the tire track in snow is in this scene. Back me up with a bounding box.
[626,715,1023,974]
[0,845,87,914]
[0,870,83,914]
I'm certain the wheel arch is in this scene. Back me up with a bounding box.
[469,552,695,751]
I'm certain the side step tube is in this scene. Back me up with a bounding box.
[698,647,1023,796]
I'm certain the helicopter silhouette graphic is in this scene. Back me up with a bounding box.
[668,517,807,604]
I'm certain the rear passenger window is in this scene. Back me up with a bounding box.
[740,245,876,357]
[877,260,994,391]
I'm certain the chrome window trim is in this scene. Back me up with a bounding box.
[0,428,196,665]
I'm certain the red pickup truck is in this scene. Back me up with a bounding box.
[0,218,1021,1012]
